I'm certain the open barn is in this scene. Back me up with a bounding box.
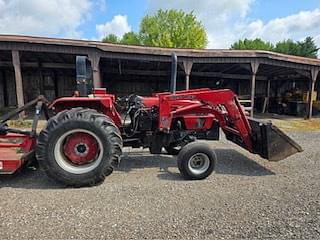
[0,35,319,118]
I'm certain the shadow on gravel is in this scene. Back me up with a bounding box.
[119,148,275,180]
[119,152,177,172]
[0,168,64,189]
[215,149,275,176]
[0,148,274,189]
[119,152,185,181]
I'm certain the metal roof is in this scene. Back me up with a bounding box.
[0,34,320,67]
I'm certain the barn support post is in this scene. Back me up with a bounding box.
[266,79,271,113]
[308,67,319,119]
[1,69,8,107]
[54,70,64,97]
[38,62,44,95]
[12,50,25,118]
[53,70,59,99]
[250,61,260,117]
[88,52,101,88]
[183,60,193,90]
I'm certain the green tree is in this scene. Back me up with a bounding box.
[231,37,319,58]
[120,32,141,45]
[274,39,300,56]
[230,38,274,51]
[139,9,208,49]
[272,37,318,58]
[102,34,119,43]
[297,37,319,58]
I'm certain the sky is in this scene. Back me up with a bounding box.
[0,0,319,50]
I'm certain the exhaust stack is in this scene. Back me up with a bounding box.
[170,53,177,94]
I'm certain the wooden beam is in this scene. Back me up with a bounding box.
[308,67,319,119]
[238,64,252,72]
[12,50,25,117]
[88,52,101,88]
[219,64,236,73]
[42,62,75,69]
[118,59,122,75]
[0,61,39,68]
[250,61,260,117]
[269,67,292,76]
[53,70,59,98]
[38,62,44,95]
[1,70,8,107]
[183,60,193,90]
[102,68,268,81]
[191,71,267,81]
[265,79,271,113]
[295,69,310,78]
[0,61,75,69]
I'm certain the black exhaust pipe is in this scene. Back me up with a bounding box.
[170,53,177,94]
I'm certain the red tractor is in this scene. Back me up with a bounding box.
[0,54,302,186]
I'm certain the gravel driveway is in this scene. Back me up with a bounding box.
[0,130,319,239]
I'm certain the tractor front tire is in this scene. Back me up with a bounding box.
[177,142,216,180]
[36,108,122,187]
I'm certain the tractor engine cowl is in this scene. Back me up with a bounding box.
[142,97,159,108]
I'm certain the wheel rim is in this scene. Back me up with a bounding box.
[188,153,210,175]
[54,129,104,174]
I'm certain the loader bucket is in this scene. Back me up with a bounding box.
[248,118,303,161]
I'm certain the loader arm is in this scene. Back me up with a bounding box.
[158,89,253,152]
[157,88,302,161]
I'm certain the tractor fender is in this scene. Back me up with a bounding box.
[49,96,122,127]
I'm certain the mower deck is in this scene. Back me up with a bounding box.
[0,148,22,174]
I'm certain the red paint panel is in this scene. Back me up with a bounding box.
[0,149,22,174]
[157,89,253,152]
[142,97,159,108]
[50,95,122,127]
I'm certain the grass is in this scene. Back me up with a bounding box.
[271,118,320,131]
[6,119,47,130]
[7,119,33,128]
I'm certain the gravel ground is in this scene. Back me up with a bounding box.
[0,130,320,239]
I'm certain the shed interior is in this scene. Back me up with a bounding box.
[0,47,319,118]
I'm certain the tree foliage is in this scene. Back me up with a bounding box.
[139,9,208,49]
[120,32,141,45]
[101,9,208,49]
[102,32,141,45]
[274,39,300,56]
[231,37,319,58]
[231,38,273,51]
[102,34,119,44]
[297,37,319,58]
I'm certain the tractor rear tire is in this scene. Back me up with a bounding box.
[36,108,122,187]
[177,142,216,180]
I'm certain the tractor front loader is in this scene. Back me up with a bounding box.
[0,54,303,187]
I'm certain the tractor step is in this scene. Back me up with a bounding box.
[0,149,22,174]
